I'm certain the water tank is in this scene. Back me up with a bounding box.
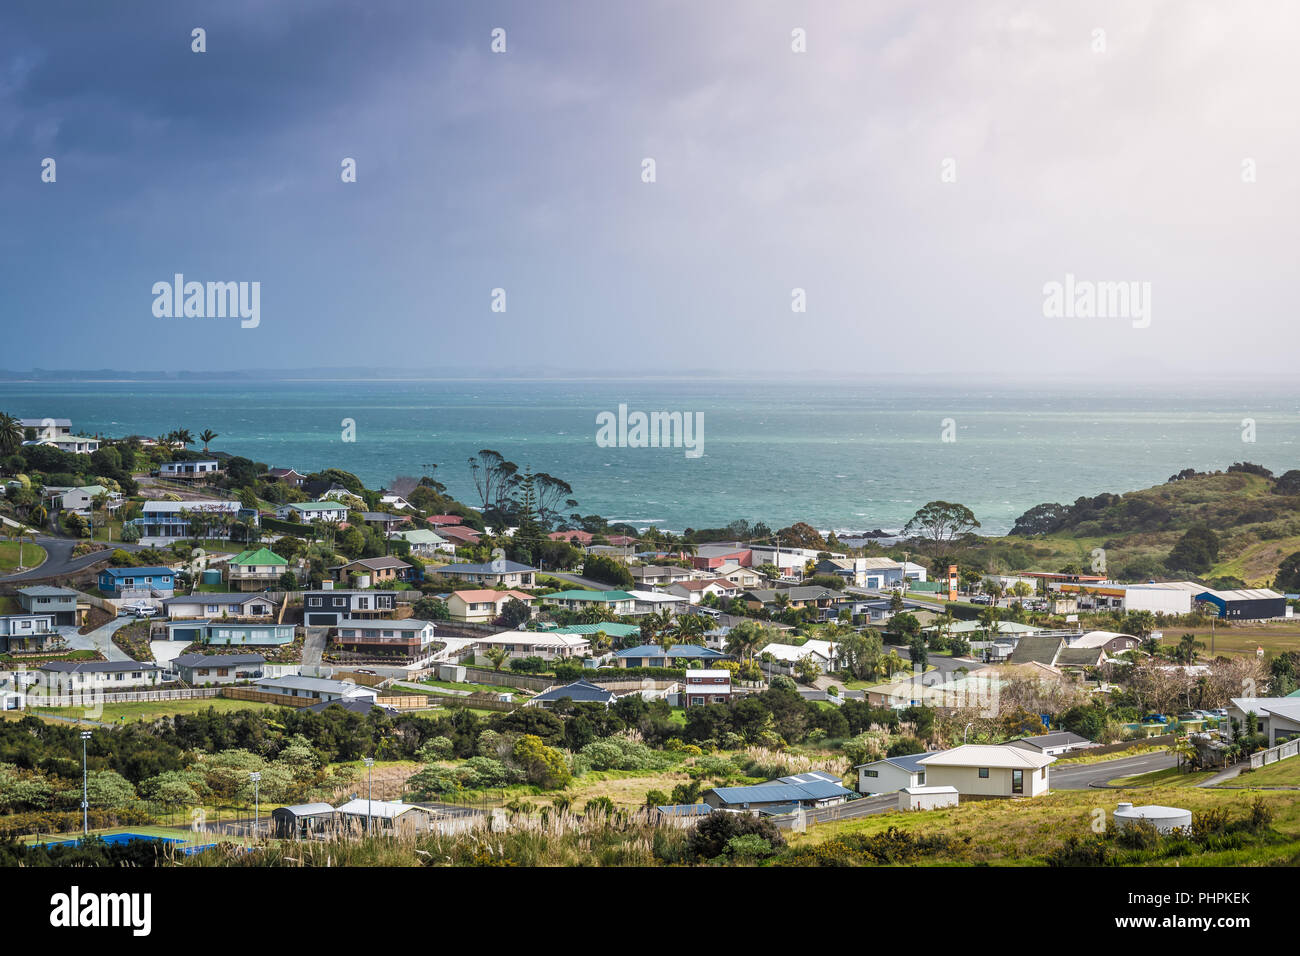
[353,573,371,589]
[1114,802,1192,834]
[438,664,466,683]
[202,569,222,585]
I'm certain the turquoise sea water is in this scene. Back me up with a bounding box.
[2,380,1296,535]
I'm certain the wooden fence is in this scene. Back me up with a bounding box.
[221,687,312,707]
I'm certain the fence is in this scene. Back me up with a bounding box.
[460,667,556,692]
[1250,737,1300,769]
[28,687,222,708]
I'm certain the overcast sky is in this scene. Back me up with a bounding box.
[1,1,1297,380]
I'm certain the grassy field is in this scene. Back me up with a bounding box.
[1229,758,1300,788]
[0,539,46,572]
[1107,765,1217,788]
[1163,621,1300,658]
[789,784,1300,865]
[28,698,278,723]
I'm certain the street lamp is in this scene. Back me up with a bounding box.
[964,721,974,745]
[363,758,374,835]
[249,771,261,838]
[80,731,92,836]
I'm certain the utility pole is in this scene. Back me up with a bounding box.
[249,771,261,838]
[80,731,91,835]
[363,757,374,835]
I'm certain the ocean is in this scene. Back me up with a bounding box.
[2,379,1296,535]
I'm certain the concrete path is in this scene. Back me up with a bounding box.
[64,617,134,662]
[301,627,327,667]
[1196,764,1246,788]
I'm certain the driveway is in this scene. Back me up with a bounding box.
[1049,750,1177,790]
[548,572,616,591]
[0,535,142,583]
[64,617,134,663]
[301,627,328,668]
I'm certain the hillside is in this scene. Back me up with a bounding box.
[957,466,1300,587]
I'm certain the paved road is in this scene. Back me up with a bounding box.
[0,534,141,583]
[1050,750,1177,790]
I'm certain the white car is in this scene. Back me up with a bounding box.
[119,602,157,618]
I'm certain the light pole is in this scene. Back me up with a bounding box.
[80,731,91,836]
[964,721,974,745]
[363,757,374,835]
[249,771,261,838]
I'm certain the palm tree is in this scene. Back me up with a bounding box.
[484,647,510,672]
[0,412,22,456]
[198,429,218,453]
[672,613,707,645]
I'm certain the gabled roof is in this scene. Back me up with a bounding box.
[541,589,634,602]
[173,653,266,667]
[918,745,1055,769]
[41,660,161,673]
[229,547,288,567]
[18,585,79,597]
[99,566,175,578]
[613,643,725,659]
[449,589,533,604]
[437,560,534,575]
[333,556,412,571]
[163,592,279,606]
[551,622,641,637]
[854,751,940,774]
[531,679,617,705]
[709,779,855,805]
[1007,636,1065,665]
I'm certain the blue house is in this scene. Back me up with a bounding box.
[163,619,296,647]
[98,566,176,597]
[613,644,728,668]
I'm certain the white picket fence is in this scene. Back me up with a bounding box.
[28,687,221,708]
[1250,737,1300,769]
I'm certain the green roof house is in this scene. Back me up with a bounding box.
[228,547,289,591]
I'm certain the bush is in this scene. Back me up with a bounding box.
[686,811,786,861]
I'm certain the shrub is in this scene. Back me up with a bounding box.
[686,811,786,861]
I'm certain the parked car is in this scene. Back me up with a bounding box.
[1142,713,1169,724]
[970,595,993,605]
[1212,708,1229,718]
[1176,712,1199,722]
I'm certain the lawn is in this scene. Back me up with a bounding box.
[789,784,1300,866]
[29,698,279,723]
[414,678,531,697]
[1106,765,1217,788]
[1227,757,1300,788]
[0,539,46,572]
[1054,744,1170,766]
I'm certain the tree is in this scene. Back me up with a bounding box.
[498,598,532,629]
[837,629,884,681]
[794,656,822,684]
[908,636,928,670]
[1176,633,1204,665]
[198,429,218,453]
[484,647,510,672]
[467,450,519,514]
[0,412,22,456]
[1166,526,1220,573]
[902,501,980,558]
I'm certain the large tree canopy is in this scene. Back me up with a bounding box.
[902,501,980,553]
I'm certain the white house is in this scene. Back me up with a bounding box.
[158,460,222,479]
[1228,697,1300,746]
[470,630,591,664]
[163,593,279,620]
[19,418,101,454]
[759,638,839,671]
[255,675,378,704]
[917,745,1055,797]
[35,660,164,694]
[388,528,455,557]
[277,501,349,524]
[380,494,413,511]
[855,751,941,794]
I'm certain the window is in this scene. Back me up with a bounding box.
[864,770,879,778]
[978,768,989,778]
[1012,769,1024,794]
[917,772,926,785]
[308,597,322,607]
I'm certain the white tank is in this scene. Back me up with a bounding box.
[1114,802,1192,834]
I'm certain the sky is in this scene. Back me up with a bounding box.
[1,0,1297,380]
